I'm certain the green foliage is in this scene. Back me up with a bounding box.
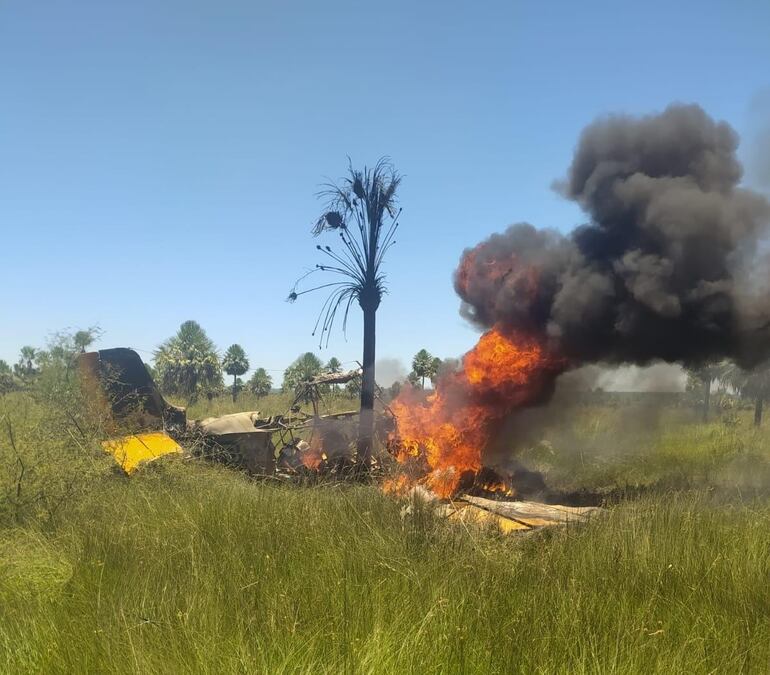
[41,328,102,371]
[222,344,249,378]
[346,372,362,399]
[10,329,102,387]
[410,349,440,388]
[684,361,724,391]
[719,360,770,426]
[248,368,272,399]
[684,361,725,421]
[429,357,442,385]
[1,370,770,671]
[0,373,110,527]
[72,327,102,354]
[14,346,40,380]
[282,352,324,402]
[0,361,18,395]
[154,321,223,402]
[325,357,342,392]
[222,344,249,402]
[719,361,770,399]
[182,390,300,420]
[4,335,770,671]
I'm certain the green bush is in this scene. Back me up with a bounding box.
[0,363,111,526]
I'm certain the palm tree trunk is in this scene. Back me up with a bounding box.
[702,378,710,422]
[754,397,763,427]
[232,374,237,403]
[357,303,376,469]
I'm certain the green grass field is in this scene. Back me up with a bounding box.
[1,389,769,673]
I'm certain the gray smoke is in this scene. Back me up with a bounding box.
[746,89,770,192]
[456,104,770,368]
[556,362,686,392]
[375,357,408,388]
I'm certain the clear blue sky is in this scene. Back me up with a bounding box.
[1,0,769,382]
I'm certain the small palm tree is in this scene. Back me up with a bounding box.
[74,328,101,353]
[15,346,38,379]
[411,349,435,388]
[248,368,272,399]
[289,158,402,468]
[326,356,342,393]
[222,344,250,402]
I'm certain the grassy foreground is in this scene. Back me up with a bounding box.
[2,387,770,673]
[1,462,768,674]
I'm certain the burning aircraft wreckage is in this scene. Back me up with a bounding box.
[86,104,770,533]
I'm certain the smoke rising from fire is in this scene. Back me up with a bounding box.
[387,104,770,497]
[456,104,770,368]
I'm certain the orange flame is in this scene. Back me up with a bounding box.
[388,326,561,498]
[300,437,328,470]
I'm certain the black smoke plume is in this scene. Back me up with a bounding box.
[456,104,770,368]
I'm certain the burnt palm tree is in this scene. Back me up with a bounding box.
[289,158,402,468]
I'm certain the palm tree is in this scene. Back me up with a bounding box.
[282,352,324,403]
[222,344,250,402]
[719,361,770,427]
[248,368,273,399]
[411,349,435,388]
[289,158,402,468]
[685,362,723,422]
[155,320,222,402]
[326,356,342,393]
[74,328,101,353]
[15,346,38,379]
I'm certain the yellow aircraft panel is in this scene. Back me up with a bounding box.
[102,432,182,474]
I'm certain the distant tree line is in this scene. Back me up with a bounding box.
[686,361,770,426]
[0,326,103,394]
[150,320,356,404]
[7,322,770,429]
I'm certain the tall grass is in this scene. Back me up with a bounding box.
[1,464,768,673]
[2,386,770,673]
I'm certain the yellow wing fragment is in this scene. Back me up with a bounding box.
[102,432,182,474]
